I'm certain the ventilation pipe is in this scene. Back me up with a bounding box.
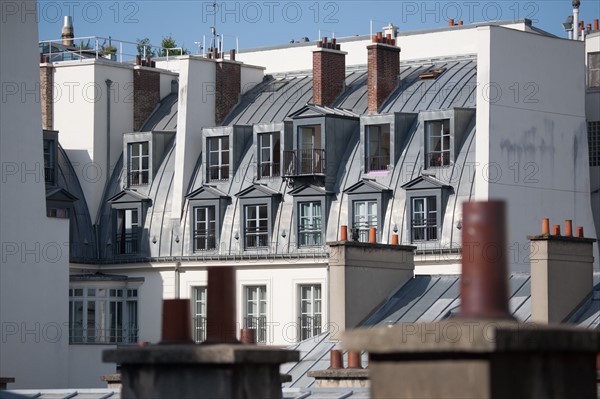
[61,16,74,46]
[573,0,580,40]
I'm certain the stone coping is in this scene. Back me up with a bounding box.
[308,369,369,379]
[327,240,416,251]
[100,374,121,382]
[103,344,299,365]
[528,234,597,243]
[342,320,600,354]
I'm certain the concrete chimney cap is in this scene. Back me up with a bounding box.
[63,16,73,28]
[572,0,580,9]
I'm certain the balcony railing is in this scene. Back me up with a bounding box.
[258,162,281,179]
[244,316,267,343]
[69,327,138,344]
[193,231,217,252]
[298,314,322,341]
[129,171,149,186]
[365,155,391,173]
[283,149,325,177]
[208,165,229,182]
[412,218,438,241]
[244,226,269,249]
[44,166,55,185]
[116,233,138,255]
[425,152,450,168]
[193,316,207,343]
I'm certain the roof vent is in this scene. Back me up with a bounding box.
[419,68,446,80]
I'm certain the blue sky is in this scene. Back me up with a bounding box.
[37,1,600,51]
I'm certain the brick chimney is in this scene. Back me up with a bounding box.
[133,66,160,131]
[40,62,53,130]
[367,32,400,114]
[312,37,347,106]
[215,56,241,125]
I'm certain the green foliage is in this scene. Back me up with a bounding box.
[102,45,117,55]
[136,38,156,57]
[160,34,189,56]
[77,39,91,50]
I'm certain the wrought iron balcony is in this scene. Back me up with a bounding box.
[365,155,391,173]
[129,170,149,186]
[244,316,267,343]
[411,218,438,241]
[425,152,450,168]
[298,314,322,341]
[115,233,138,255]
[283,149,325,177]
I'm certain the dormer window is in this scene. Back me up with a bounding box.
[116,209,139,255]
[258,132,280,178]
[411,196,437,241]
[284,123,325,177]
[208,136,230,182]
[244,204,269,249]
[365,124,391,173]
[43,138,56,185]
[193,206,216,251]
[344,180,391,243]
[425,119,450,168]
[128,142,149,186]
[236,185,281,252]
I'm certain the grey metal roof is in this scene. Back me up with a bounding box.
[2,390,119,399]
[140,93,178,132]
[283,273,600,390]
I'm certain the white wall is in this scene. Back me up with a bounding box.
[68,345,116,388]
[0,0,70,387]
[241,64,265,95]
[481,26,596,271]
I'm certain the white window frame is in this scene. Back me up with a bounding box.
[116,208,139,255]
[425,119,451,168]
[298,201,322,247]
[365,124,391,172]
[208,136,230,181]
[298,284,322,341]
[193,206,216,251]
[411,196,438,242]
[128,142,150,186]
[589,52,600,89]
[244,204,269,249]
[353,200,378,243]
[258,132,281,179]
[192,286,207,343]
[244,285,267,343]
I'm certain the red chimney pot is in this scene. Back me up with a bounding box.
[577,226,584,238]
[340,225,348,241]
[565,220,573,237]
[347,351,362,369]
[330,350,343,369]
[553,225,561,236]
[542,218,550,235]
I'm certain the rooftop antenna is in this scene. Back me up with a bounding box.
[211,1,219,52]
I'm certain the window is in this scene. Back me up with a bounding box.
[43,139,55,185]
[116,209,139,255]
[298,201,322,246]
[353,200,377,242]
[299,125,323,175]
[589,52,600,89]
[128,142,149,186]
[589,121,600,167]
[208,136,230,181]
[244,204,269,249]
[47,207,69,218]
[193,206,216,251]
[68,287,138,344]
[193,286,207,343]
[244,285,267,343]
[411,197,438,241]
[299,284,322,341]
[425,120,450,167]
[365,124,391,172]
[258,132,281,178]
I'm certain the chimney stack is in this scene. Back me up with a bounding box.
[367,32,400,114]
[61,16,74,46]
[215,53,241,125]
[312,37,347,106]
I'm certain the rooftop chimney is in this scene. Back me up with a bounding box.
[215,54,241,125]
[367,32,400,114]
[573,0,580,40]
[312,37,347,106]
[61,16,74,46]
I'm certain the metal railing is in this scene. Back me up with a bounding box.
[244,316,267,343]
[283,149,325,176]
[193,231,217,251]
[44,166,55,185]
[425,152,450,168]
[129,171,149,186]
[69,327,138,344]
[365,155,391,172]
[412,218,438,241]
[244,226,269,249]
[258,162,281,179]
[298,314,322,341]
[208,165,229,182]
[115,233,138,255]
[193,316,207,343]
[298,228,323,247]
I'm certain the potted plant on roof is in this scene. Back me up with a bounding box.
[102,45,117,61]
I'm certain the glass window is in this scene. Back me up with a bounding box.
[244,204,269,249]
[298,201,322,246]
[411,196,438,241]
[208,136,230,181]
[193,286,207,343]
[589,52,600,89]
[116,209,139,255]
[128,142,149,186]
[193,206,216,251]
[244,286,267,343]
[589,121,600,167]
[68,286,138,344]
[258,132,281,178]
[43,139,55,185]
[365,124,391,172]
[425,120,451,167]
[299,284,322,341]
[353,200,378,242]
[47,208,69,218]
